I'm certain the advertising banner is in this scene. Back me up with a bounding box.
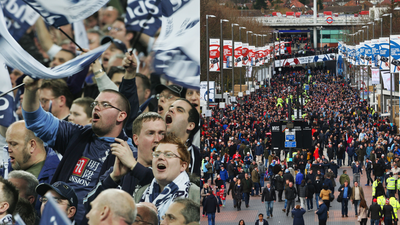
[379,37,390,70]
[209,38,220,71]
[364,40,372,66]
[390,35,400,73]
[234,42,242,67]
[200,81,215,102]
[371,39,379,67]
[223,40,232,69]
[371,68,380,85]
[242,43,249,66]
[249,45,255,66]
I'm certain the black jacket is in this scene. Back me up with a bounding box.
[283,173,294,183]
[261,187,276,202]
[368,203,382,220]
[382,204,395,219]
[203,194,220,214]
[285,186,297,200]
[338,185,352,200]
[307,183,315,198]
[275,175,285,191]
[314,179,323,194]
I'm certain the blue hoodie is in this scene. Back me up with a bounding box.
[296,172,304,185]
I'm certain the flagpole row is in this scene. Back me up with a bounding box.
[57,27,84,52]
[0,83,25,98]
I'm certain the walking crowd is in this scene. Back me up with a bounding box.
[200,68,400,225]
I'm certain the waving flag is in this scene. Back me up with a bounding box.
[2,0,40,41]
[40,194,72,225]
[0,4,110,79]
[125,0,162,36]
[152,0,199,89]
[22,0,108,27]
[0,58,17,127]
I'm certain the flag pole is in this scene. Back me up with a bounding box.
[57,27,84,52]
[0,83,24,98]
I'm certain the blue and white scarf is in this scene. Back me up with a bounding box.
[140,171,191,220]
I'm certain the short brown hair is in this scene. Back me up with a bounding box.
[72,97,94,118]
[40,79,74,108]
[0,177,19,214]
[132,112,164,136]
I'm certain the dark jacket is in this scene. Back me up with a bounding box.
[373,162,384,177]
[283,172,294,183]
[382,204,395,219]
[242,178,253,193]
[285,186,297,200]
[292,208,306,225]
[255,219,269,225]
[275,175,285,191]
[306,183,315,198]
[261,187,276,202]
[233,184,243,201]
[323,178,334,192]
[314,179,323,194]
[316,203,328,221]
[203,194,220,214]
[298,184,308,197]
[338,185,352,200]
[368,203,382,220]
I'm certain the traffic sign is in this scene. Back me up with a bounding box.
[285,141,296,148]
[286,135,295,141]
[326,17,334,24]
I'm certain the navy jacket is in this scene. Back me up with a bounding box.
[203,194,220,214]
[292,208,306,225]
[316,203,328,221]
[255,219,269,225]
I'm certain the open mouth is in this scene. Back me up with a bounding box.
[158,105,164,115]
[165,114,173,125]
[191,102,199,108]
[93,113,100,122]
[9,156,15,163]
[157,163,166,170]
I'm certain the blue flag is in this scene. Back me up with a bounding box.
[40,194,72,225]
[22,0,108,27]
[152,0,199,89]
[125,0,162,37]
[0,58,17,127]
[1,0,39,41]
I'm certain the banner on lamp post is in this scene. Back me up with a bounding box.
[242,43,249,66]
[209,39,220,72]
[379,37,390,70]
[249,46,255,66]
[390,35,400,73]
[223,40,232,69]
[234,42,242,67]
[371,68,380,85]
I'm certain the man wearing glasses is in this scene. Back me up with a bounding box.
[36,181,78,222]
[22,76,134,224]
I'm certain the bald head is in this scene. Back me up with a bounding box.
[6,121,45,170]
[87,189,137,225]
[134,203,158,225]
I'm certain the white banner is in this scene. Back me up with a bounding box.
[200,81,215,102]
[371,68,380,85]
[381,71,393,91]
[246,66,252,78]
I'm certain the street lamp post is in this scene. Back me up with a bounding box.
[231,23,239,96]
[383,13,393,122]
[239,27,246,93]
[220,19,229,97]
[206,15,215,110]
[246,31,252,91]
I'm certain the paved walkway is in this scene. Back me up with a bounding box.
[200,152,399,225]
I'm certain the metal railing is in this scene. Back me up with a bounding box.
[255,15,368,26]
